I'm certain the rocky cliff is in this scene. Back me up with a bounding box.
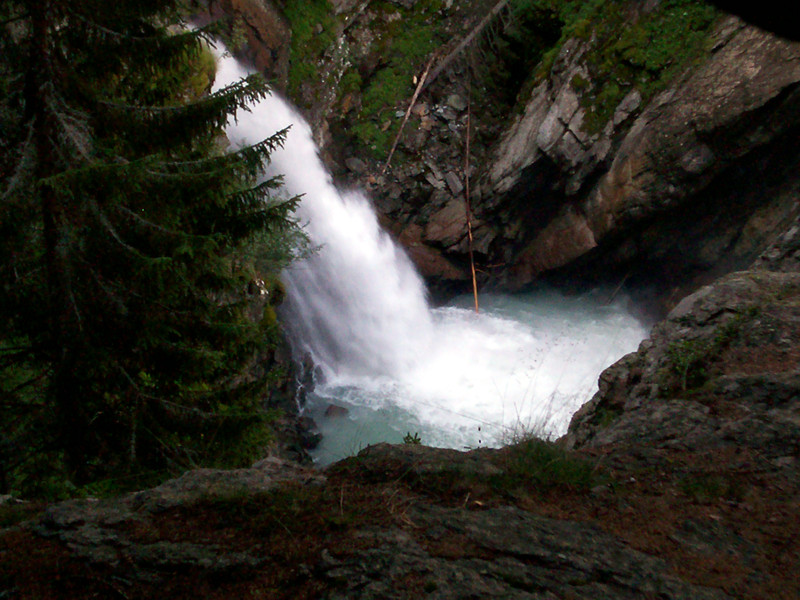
[255,0,800,308]
[479,12,800,302]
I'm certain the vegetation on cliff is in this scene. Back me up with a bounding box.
[279,0,719,162]
[530,0,719,132]
[0,0,302,498]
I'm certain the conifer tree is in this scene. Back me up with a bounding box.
[0,0,301,495]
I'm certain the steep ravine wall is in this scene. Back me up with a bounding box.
[209,0,800,316]
[479,15,800,305]
[237,0,800,311]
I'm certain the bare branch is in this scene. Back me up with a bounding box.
[382,54,436,174]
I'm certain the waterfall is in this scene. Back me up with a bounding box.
[214,49,649,462]
[214,51,433,381]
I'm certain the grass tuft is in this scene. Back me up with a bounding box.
[493,434,598,493]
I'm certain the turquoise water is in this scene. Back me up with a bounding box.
[305,289,648,465]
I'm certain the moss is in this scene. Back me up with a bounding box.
[184,43,217,100]
[281,0,339,102]
[339,69,363,97]
[343,1,448,158]
[580,0,717,132]
[352,119,399,157]
[514,0,719,132]
[570,72,589,92]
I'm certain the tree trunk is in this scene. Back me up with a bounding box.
[27,0,90,481]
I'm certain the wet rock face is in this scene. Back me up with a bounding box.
[564,264,800,467]
[200,0,290,87]
[476,15,800,293]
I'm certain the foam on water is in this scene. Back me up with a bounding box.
[307,290,647,463]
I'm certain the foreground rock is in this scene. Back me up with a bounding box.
[565,268,800,467]
[27,459,325,571]
[2,445,737,599]
[320,504,729,600]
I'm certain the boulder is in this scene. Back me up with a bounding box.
[324,404,350,418]
[424,197,468,247]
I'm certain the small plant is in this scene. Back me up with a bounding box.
[679,472,744,503]
[403,431,422,445]
[666,306,759,392]
[667,338,709,391]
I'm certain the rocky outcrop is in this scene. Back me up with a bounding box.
[754,214,800,272]
[7,431,799,598]
[550,235,800,599]
[0,445,739,599]
[475,14,800,296]
[24,458,324,573]
[199,0,290,87]
[564,269,800,459]
[271,1,800,303]
[319,503,731,600]
[563,216,800,460]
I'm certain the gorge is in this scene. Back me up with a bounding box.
[2,1,799,598]
[216,45,650,463]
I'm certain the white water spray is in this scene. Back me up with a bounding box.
[215,52,432,380]
[214,50,649,463]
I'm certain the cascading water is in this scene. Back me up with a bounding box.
[214,49,649,464]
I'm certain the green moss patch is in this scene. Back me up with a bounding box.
[350,3,444,157]
[514,0,719,132]
[280,0,339,100]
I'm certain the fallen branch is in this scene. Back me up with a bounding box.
[605,271,631,305]
[383,0,511,174]
[382,54,436,174]
[464,78,479,314]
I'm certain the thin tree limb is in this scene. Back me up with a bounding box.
[464,77,479,314]
[382,54,436,174]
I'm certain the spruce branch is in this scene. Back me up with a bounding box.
[1,123,37,201]
[87,196,146,258]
